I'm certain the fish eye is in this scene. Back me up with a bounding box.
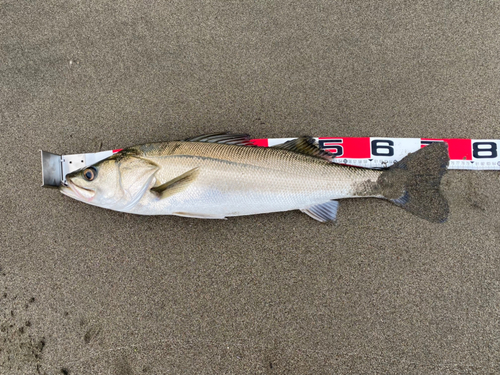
[83,167,97,181]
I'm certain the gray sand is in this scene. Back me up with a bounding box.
[2,1,500,374]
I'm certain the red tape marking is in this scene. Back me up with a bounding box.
[422,139,472,160]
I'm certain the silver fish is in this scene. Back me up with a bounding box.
[60,133,449,222]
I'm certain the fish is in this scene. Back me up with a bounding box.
[59,133,450,222]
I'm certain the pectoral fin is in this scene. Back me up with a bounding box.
[151,167,200,199]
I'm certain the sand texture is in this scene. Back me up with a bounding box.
[2,1,500,374]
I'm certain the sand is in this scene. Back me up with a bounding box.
[2,1,500,373]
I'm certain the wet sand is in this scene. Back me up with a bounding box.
[2,1,500,373]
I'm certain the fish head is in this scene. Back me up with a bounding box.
[60,158,123,207]
[60,152,160,211]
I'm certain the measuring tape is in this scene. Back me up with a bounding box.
[40,137,500,187]
[255,137,500,170]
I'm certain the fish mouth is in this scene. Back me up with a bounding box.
[60,180,95,202]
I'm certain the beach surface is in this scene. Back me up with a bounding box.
[2,1,500,373]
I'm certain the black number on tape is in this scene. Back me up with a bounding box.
[473,142,497,159]
[371,139,394,157]
[318,139,343,156]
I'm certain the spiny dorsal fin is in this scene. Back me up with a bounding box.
[272,136,334,162]
[183,133,255,146]
[151,167,200,199]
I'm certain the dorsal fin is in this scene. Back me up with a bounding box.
[272,136,334,162]
[184,133,255,146]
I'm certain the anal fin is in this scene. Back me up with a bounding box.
[151,167,200,199]
[300,201,339,222]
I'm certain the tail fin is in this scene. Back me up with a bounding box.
[377,142,449,223]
